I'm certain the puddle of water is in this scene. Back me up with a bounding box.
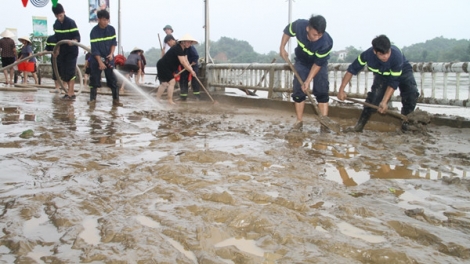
[0,245,10,254]
[305,141,360,158]
[197,135,268,156]
[323,166,369,186]
[116,133,156,147]
[214,237,265,257]
[23,207,63,242]
[324,163,468,186]
[265,191,279,198]
[163,235,198,264]
[0,159,34,193]
[125,149,167,163]
[79,217,101,245]
[135,215,161,228]
[337,221,387,243]
[27,245,53,263]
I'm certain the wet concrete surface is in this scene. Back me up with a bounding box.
[1,88,470,263]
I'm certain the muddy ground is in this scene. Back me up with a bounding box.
[0,88,470,264]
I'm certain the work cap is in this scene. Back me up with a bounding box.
[163,25,173,32]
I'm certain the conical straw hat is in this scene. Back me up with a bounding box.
[18,36,32,43]
[178,34,198,44]
[0,29,15,38]
[131,47,143,53]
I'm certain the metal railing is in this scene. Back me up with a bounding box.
[206,62,470,106]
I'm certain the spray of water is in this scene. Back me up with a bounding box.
[113,69,165,110]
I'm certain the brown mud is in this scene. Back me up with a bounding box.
[1,89,470,263]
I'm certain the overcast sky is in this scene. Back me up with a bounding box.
[2,0,469,55]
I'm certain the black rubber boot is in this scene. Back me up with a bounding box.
[90,87,97,101]
[112,99,123,107]
[353,111,371,132]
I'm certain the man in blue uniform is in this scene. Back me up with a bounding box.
[52,4,80,100]
[179,45,200,101]
[89,9,121,107]
[280,15,333,130]
[337,35,419,132]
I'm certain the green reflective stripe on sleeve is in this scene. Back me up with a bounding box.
[367,66,380,74]
[90,35,117,43]
[358,55,366,66]
[367,67,401,76]
[316,49,331,58]
[296,40,314,56]
[46,42,56,46]
[54,28,79,33]
[289,23,296,36]
[390,70,402,76]
[71,76,76,80]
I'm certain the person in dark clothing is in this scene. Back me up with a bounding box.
[179,45,200,101]
[0,29,17,86]
[52,3,80,100]
[88,9,121,107]
[155,33,197,105]
[119,47,143,93]
[140,51,146,84]
[337,35,419,132]
[45,34,62,93]
[84,47,91,87]
[280,15,333,131]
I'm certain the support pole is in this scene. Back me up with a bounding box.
[118,0,122,54]
[204,0,210,64]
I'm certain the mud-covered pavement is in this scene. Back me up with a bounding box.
[1,89,470,263]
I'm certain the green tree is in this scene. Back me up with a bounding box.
[343,46,363,63]
[402,37,470,62]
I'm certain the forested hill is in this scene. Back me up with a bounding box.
[197,36,470,64]
[401,37,470,62]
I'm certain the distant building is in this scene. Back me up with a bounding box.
[214,52,228,62]
[336,50,347,61]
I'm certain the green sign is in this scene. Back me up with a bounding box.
[32,16,48,37]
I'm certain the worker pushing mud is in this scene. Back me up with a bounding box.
[279,14,334,132]
[337,35,420,132]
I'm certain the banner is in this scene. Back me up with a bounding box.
[89,0,110,23]
[32,16,48,37]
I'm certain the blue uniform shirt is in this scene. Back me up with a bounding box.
[53,15,80,56]
[348,45,412,90]
[185,46,199,66]
[45,35,57,52]
[90,24,117,60]
[283,19,333,66]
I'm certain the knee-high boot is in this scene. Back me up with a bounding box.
[90,87,97,101]
[353,110,371,132]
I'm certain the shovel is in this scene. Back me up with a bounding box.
[345,97,408,121]
[285,58,341,133]
[194,76,219,104]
